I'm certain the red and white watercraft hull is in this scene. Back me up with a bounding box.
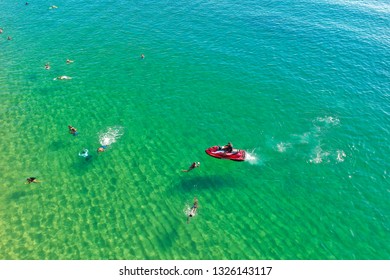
[205,146,246,161]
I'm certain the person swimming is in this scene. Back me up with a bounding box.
[66,59,74,64]
[96,126,124,154]
[78,148,88,157]
[181,162,200,172]
[78,148,92,160]
[45,62,50,70]
[25,177,41,184]
[54,75,72,80]
[97,145,107,153]
[68,125,77,136]
[187,197,199,223]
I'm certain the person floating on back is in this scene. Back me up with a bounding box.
[25,177,41,184]
[187,197,199,224]
[182,162,200,172]
[68,125,78,136]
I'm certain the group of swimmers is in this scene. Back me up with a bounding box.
[0,27,12,41]
[24,123,202,223]
[24,127,232,223]
[182,143,232,222]
[68,125,107,156]
[71,124,199,222]
[45,58,74,81]
[68,124,198,222]
[2,4,61,42]
[13,4,199,224]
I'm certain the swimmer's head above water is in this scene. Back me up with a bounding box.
[97,146,107,153]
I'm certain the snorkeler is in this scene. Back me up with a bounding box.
[66,59,74,64]
[182,162,200,172]
[25,177,41,184]
[45,62,50,70]
[68,125,77,136]
[79,148,88,157]
[187,197,199,224]
[78,148,92,160]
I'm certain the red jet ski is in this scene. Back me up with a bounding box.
[205,146,246,161]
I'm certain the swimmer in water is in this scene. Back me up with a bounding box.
[78,148,91,160]
[140,54,145,59]
[54,76,72,80]
[181,162,200,172]
[68,125,77,136]
[97,145,107,153]
[187,197,199,224]
[25,177,41,184]
[49,5,58,9]
[45,62,50,70]
[66,59,74,64]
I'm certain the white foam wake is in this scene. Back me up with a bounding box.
[99,126,124,146]
[276,142,292,153]
[245,149,260,165]
[336,150,346,162]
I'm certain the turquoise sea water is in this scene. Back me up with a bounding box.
[0,0,389,260]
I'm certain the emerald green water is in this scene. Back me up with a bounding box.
[0,0,389,259]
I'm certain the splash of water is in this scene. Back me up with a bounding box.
[336,150,346,162]
[314,116,340,126]
[99,126,124,146]
[276,142,292,153]
[245,149,260,165]
[309,146,330,164]
[183,204,191,217]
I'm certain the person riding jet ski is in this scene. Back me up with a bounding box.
[221,142,233,153]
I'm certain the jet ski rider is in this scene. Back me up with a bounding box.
[221,142,233,153]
